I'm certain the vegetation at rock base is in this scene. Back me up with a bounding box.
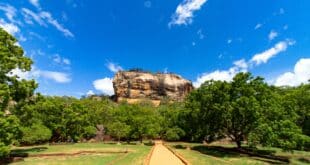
[0,27,309,162]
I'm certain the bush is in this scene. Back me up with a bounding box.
[164,127,185,141]
[20,123,52,145]
[0,142,10,158]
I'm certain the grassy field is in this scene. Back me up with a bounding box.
[166,142,310,165]
[9,142,152,165]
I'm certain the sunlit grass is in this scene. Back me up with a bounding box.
[10,142,152,165]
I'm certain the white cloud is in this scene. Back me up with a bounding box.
[254,23,262,30]
[227,39,232,44]
[194,40,295,87]
[39,70,71,83]
[9,67,71,83]
[106,62,123,73]
[21,8,74,37]
[233,59,248,70]
[193,66,240,87]
[268,30,278,41]
[40,11,74,37]
[169,0,207,27]
[29,0,40,9]
[63,58,71,65]
[0,4,18,24]
[22,8,45,25]
[9,68,35,80]
[250,40,294,65]
[86,90,95,96]
[274,58,310,86]
[0,19,20,35]
[194,59,249,87]
[93,77,114,95]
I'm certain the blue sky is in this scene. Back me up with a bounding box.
[1,0,309,97]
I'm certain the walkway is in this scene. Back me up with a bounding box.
[149,141,185,165]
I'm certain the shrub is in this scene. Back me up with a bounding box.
[20,123,52,145]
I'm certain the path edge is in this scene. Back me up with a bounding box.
[163,143,191,165]
[144,144,156,165]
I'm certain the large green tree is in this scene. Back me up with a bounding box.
[184,72,307,150]
[0,28,37,157]
[111,101,161,143]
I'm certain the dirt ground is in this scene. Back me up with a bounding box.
[149,141,185,165]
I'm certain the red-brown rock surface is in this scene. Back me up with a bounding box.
[113,71,193,104]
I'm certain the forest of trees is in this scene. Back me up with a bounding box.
[0,28,309,158]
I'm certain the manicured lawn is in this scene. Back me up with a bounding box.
[166,142,310,165]
[10,142,152,165]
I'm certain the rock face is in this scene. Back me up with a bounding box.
[113,71,193,104]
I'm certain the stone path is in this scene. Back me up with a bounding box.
[149,141,185,165]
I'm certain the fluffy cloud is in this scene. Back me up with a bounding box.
[22,8,74,37]
[194,40,294,87]
[93,77,114,95]
[233,59,248,70]
[250,40,294,65]
[106,62,123,73]
[0,19,20,35]
[268,30,278,41]
[9,67,71,83]
[169,0,207,27]
[274,58,310,86]
[86,90,95,96]
[39,70,71,83]
[193,59,247,87]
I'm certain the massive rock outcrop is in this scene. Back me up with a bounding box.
[113,71,193,105]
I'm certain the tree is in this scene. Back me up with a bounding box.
[0,28,36,157]
[157,102,185,141]
[107,121,130,143]
[20,123,52,145]
[183,80,230,142]
[113,102,161,143]
[184,72,307,150]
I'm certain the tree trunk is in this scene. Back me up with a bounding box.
[236,140,242,148]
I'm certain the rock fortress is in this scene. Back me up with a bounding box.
[112,70,193,105]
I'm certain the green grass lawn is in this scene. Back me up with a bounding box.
[166,142,310,165]
[10,142,152,165]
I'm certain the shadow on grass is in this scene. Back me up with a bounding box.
[0,147,48,164]
[173,145,289,164]
[298,157,310,164]
[10,147,48,157]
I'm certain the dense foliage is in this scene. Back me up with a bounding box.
[0,28,309,158]
[183,73,309,150]
[0,28,36,157]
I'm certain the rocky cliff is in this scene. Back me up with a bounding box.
[113,71,193,105]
